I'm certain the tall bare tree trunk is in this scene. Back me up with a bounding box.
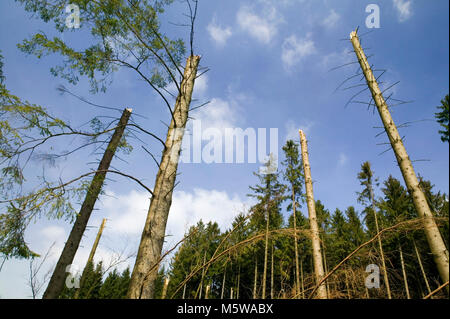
[413,239,432,296]
[198,251,206,299]
[161,277,170,299]
[128,56,200,299]
[299,130,327,299]
[253,258,258,299]
[300,259,305,299]
[236,263,240,299]
[270,243,274,299]
[321,236,330,298]
[43,108,132,299]
[399,244,410,299]
[292,188,301,299]
[262,201,270,299]
[221,265,226,299]
[369,182,391,299]
[345,271,351,299]
[74,218,107,299]
[350,30,449,286]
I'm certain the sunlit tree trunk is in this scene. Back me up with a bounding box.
[399,244,410,299]
[299,130,327,299]
[350,30,449,286]
[128,56,200,299]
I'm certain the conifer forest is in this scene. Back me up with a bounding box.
[0,0,448,301]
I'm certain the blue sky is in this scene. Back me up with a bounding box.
[0,0,448,298]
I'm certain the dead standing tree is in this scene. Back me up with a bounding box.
[127,1,203,299]
[298,130,327,299]
[349,29,449,286]
[43,108,132,299]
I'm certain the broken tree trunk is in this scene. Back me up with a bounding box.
[399,244,411,299]
[43,108,132,299]
[74,218,107,299]
[299,129,327,299]
[350,30,449,286]
[127,55,200,299]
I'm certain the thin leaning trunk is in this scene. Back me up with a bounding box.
[413,239,432,296]
[253,258,258,299]
[43,108,132,299]
[399,244,410,299]
[292,189,301,299]
[74,218,107,299]
[299,129,327,299]
[127,56,200,299]
[350,30,449,286]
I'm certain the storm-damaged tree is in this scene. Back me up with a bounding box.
[16,0,204,298]
[281,140,304,298]
[350,30,449,286]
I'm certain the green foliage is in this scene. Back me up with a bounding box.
[435,94,449,143]
[16,0,186,93]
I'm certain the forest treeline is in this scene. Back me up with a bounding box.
[55,145,450,299]
[0,1,449,300]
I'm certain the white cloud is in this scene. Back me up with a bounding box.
[98,188,252,254]
[393,0,413,22]
[338,153,348,166]
[285,119,314,142]
[322,9,340,28]
[166,188,252,247]
[236,5,282,44]
[281,35,316,69]
[207,19,233,47]
[191,97,238,130]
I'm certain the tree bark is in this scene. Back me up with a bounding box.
[300,258,305,299]
[299,129,327,299]
[74,218,107,299]
[127,55,200,299]
[350,30,449,286]
[399,244,410,299]
[43,108,132,299]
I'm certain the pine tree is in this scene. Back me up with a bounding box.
[281,140,304,298]
[248,157,285,299]
[435,94,449,143]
